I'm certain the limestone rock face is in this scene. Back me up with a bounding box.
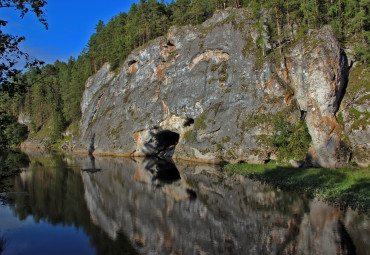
[280,26,349,167]
[76,9,361,167]
[337,64,369,167]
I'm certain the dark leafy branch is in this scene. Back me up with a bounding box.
[0,0,47,96]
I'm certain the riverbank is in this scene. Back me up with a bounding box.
[224,162,370,215]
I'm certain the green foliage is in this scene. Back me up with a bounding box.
[337,112,345,126]
[0,0,47,95]
[222,136,231,143]
[194,111,208,130]
[270,115,311,161]
[349,108,370,130]
[224,162,370,215]
[0,113,28,149]
[0,151,29,198]
[184,130,196,142]
[242,113,272,129]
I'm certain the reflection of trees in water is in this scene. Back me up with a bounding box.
[6,153,138,255]
[0,151,29,202]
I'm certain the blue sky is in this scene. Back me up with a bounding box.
[0,0,145,64]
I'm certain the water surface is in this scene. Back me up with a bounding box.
[0,150,368,255]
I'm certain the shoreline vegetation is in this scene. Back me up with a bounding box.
[224,162,370,215]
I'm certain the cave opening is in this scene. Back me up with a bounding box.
[183,118,195,127]
[166,40,175,47]
[128,59,137,66]
[155,130,180,152]
[144,129,180,158]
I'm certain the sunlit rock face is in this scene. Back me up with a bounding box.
[75,156,364,254]
[76,9,357,167]
[280,26,348,168]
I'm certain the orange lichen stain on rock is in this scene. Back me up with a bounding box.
[156,65,165,79]
[127,61,138,73]
[133,132,139,146]
[156,61,174,80]
[259,80,268,91]
[284,93,293,105]
[334,57,338,66]
[284,62,292,81]
[321,116,338,135]
[160,40,176,58]
[267,77,274,92]
[161,46,176,58]
[329,81,336,90]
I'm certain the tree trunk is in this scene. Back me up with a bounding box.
[286,0,292,43]
[360,6,365,43]
[275,6,282,56]
[338,0,341,34]
[315,0,318,25]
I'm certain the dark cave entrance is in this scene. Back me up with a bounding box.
[144,129,180,158]
[183,118,194,127]
[154,130,180,154]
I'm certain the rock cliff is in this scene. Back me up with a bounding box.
[76,9,366,168]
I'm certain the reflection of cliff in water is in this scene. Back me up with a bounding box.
[78,156,369,255]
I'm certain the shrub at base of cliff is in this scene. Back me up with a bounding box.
[270,114,311,163]
[0,113,28,150]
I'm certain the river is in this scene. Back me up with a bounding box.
[0,150,368,255]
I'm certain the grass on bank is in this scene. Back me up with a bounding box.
[224,162,370,215]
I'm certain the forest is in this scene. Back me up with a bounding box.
[0,0,368,148]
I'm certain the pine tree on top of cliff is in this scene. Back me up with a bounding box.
[173,0,191,25]
[190,0,207,24]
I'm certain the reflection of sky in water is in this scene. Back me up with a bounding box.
[0,205,94,255]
